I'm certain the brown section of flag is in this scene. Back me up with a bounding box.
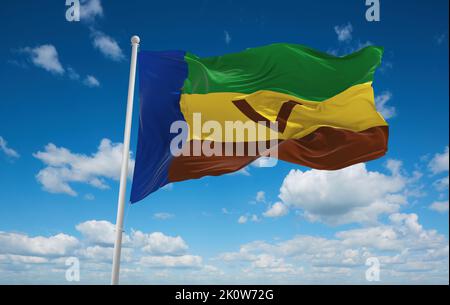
[168,126,389,182]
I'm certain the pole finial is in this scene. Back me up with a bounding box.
[131,35,140,45]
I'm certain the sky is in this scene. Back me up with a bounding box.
[0,0,448,284]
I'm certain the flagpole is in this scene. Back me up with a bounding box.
[111,35,140,285]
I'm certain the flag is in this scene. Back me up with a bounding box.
[130,43,388,203]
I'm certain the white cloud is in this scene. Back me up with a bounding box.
[224,30,232,45]
[83,75,100,87]
[91,31,124,61]
[22,44,64,75]
[218,213,449,283]
[153,212,174,220]
[131,231,188,255]
[238,214,260,224]
[430,201,449,213]
[80,0,103,22]
[238,215,248,224]
[140,255,202,268]
[76,220,118,246]
[263,202,289,218]
[375,91,396,119]
[0,136,19,158]
[279,162,407,225]
[251,214,260,222]
[256,191,265,203]
[0,219,212,283]
[0,232,78,257]
[33,138,135,196]
[67,67,80,80]
[428,146,449,174]
[0,254,48,264]
[334,23,353,42]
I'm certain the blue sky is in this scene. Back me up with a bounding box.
[0,0,448,284]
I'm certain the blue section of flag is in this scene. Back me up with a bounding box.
[130,51,188,203]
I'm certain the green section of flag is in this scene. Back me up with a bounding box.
[183,43,383,102]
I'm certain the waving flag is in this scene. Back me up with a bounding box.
[130,43,388,203]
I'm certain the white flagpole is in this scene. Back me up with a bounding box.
[111,35,140,285]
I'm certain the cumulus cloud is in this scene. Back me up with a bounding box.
[279,162,407,225]
[263,202,289,218]
[334,23,353,42]
[218,213,449,283]
[430,201,449,213]
[375,91,396,119]
[22,44,64,74]
[83,75,100,87]
[238,216,248,224]
[0,219,208,283]
[80,0,103,22]
[428,147,449,174]
[33,138,135,196]
[0,136,19,159]
[238,214,259,224]
[91,30,124,61]
[0,232,78,257]
[140,255,202,268]
[132,231,188,255]
[76,220,119,246]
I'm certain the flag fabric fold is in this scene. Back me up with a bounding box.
[130,43,388,203]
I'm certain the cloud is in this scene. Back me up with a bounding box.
[218,213,449,283]
[279,162,407,225]
[140,255,202,268]
[375,91,396,119]
[33,138,135,196]
[0,232,78,257]
[224,31,232,45]
[22,44,64,75]
[83,75,100,87]
[428,146,449,174]
[76,220,119,246]
[430,201,449,213]
[263,202,289,218]
[238,216,248,224]
[91,30,124,61]
[256,191,265,203]
[131,231,188,255]
[0,136,19,158]
[334,23,353,42]
[0,219,211,283]
[238,214,260,224]
[80,0,103,22]
[153,212,175,220]
[17,46,100,87]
